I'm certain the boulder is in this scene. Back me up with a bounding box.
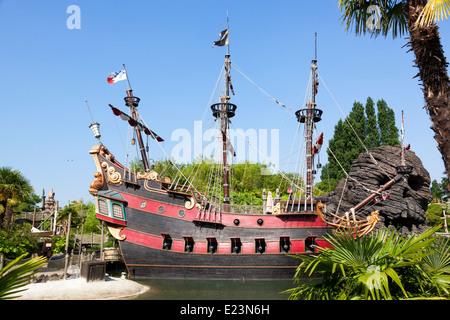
[318,145,433,235]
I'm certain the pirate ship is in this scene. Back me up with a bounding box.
[87,31,412,279]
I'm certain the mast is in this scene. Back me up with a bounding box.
[295,33,322,211]
[211,54,236,206]
[124,89,150,172]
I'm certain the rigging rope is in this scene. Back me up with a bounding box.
[228,120,304,192]
[317,73,392,179]
[231,61,294,112]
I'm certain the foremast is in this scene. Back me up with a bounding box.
[124,89,150,172]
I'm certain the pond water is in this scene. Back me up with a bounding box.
[131,278,294,300]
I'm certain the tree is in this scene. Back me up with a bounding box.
[430,177,449,201]
[338,0,450,181]
[365,97,380,149]
[377,99,400,146]
[285,225,450,300]
[0,167,34,229]
[321,98,399,181]
[12,193,42,214]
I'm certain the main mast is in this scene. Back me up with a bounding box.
[211,53,236,205]
[295,33,322,211]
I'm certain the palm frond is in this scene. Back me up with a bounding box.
[0,254,47,300]
[338,0,408,38]
[416,0,450,27]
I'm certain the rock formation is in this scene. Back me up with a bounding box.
[318,146,433,235]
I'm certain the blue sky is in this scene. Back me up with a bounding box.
[0,1,448,206]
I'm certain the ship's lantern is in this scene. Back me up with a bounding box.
[89,122,101,140]
[280,236,291,253]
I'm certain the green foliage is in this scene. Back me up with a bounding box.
[315,179,338,194]
[0,167,34,228]
[321,97,399,182]
[286,225,450,300]
[57,206,81,227]
[426,203,443,226]
[0,223,41,260]
[83,203,101,234]
[0,253,46,300]
[51,235,74,254]
[150,159,294,204]
[232,192,263,206]
[338,0,408,39]
[377,99,400,146]
[430,177,449,201]
[12,193,42,213]
[364,97,380,149]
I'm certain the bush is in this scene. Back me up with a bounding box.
[0,223,40,259]
[51,235,74,254]
[426,203,445,231]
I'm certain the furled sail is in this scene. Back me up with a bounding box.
[109,104,164,142]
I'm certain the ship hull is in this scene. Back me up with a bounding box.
[89,145,333,279]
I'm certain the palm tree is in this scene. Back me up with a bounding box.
[285,225,450,299]
[338,0,450,180]
[0,167,34,229]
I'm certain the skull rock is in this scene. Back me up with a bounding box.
[317,146,433,235]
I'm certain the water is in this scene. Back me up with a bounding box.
[131,279,294,300]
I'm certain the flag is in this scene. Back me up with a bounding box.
[212,29,229,47]
[226,135,236,157]
[107,69,127,84]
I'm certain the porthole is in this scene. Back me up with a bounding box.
[158,205,165,214]
[140,201,147,208]
[178,209,186,218]
[233,219,240,226]
[257,218,264,226]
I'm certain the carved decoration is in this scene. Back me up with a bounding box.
[272,203,281,215]
[101,161,122,185]
[184,196,195,210]
[107,225,126,241]
[137,170,158,180]
[89,171,105,194]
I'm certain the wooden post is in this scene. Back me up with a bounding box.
[441,210,449,233]
[63,201,72,280]
[78,218,85,267]
[100,220,104,261]
[32,205,36,228]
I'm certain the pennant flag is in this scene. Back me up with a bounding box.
[312,132,324,155]
[212,29,229,47]
[107,69,127,84]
